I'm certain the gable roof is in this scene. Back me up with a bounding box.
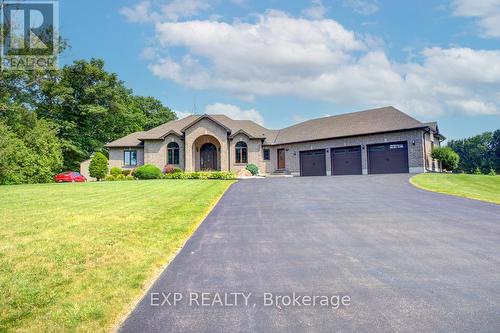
[272,106,428,145]
[105,131,145,148]
[105,106,440,148]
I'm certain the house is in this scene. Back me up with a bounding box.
[83,106,444,178]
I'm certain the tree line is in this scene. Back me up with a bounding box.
[447,130,500,174]
[0,58,176,185]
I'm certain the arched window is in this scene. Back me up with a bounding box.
[235,141,248,163]
[167,142,180,165]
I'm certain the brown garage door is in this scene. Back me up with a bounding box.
[331,146,362,175]
[300,149,326,176]
[368,142,409,174]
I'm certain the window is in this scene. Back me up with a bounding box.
[235,141,248,163]
[167,142,180,165]
[263,148,270,161]
[389,144,405,149]
[124,150,137,166]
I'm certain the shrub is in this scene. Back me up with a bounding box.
[245,164,259,175]
[431,147,459,171]
[115,174,126,181]
[164,164,176,174]
[474,167,482,175]
[89,152,108,181]
[110,167,122,176]
[208,171,236,179]
[488,168,496,176]
[122,169,131,176]
[125,175,135,180]
[105,175,115,181]
[163,171,235,180]
[134,164,162,179]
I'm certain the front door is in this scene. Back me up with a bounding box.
[200,143,217,170]
[277,149,286,169]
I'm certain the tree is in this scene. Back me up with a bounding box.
[0,107,63,184]
[0,122,31,185]
[448,130,499,173]
[492,130,500,172]
[431,147,460,171]
[37,59,174,170]
[23,120,64,183]
[132,96,176,130]
[1,57,174,177]
[89,152,108,181]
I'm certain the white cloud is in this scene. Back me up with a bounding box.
[174,110,193,119]
[302,0,327,19]
[161,0,211,21]
[120,0,213,23]
[120,1,154,23]
[205,103,265,125]
[126,6,500,117]
[453,0,500,38]
[342,0,379,15]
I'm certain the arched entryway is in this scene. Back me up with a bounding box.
[192,135,222,171]
[200,143,217,170]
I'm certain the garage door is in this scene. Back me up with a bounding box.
[368,142,409,174]
[300,149,326,176]
[331,146,362,175]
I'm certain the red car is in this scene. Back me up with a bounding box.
[54,171,87,183]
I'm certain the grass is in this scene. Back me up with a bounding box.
[0,179,234,332]
[411,173,500,204]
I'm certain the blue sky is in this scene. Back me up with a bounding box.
[60,0,500,140]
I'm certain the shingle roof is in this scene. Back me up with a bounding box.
[105,106,439,147]
[135,114,279,143]
[272,106,427,145]
[105,131,145,148]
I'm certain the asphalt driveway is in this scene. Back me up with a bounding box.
[119,175,500,333]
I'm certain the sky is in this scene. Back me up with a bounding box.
[59,0,500,140]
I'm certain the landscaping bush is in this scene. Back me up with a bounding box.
[164,165,183,174]
[125,175,135,180]
[89,152,108,181]
[105,175,115,181]
[115,174,126,181]
[110,167,122,176]
[163,171,236,180]
[134,164,162,179]
[431,147,459,171]
[488,168,496,176]
[208,171,236,179]
[164,164,176,174]
[245,164,259,175]
[474,167,482,175]
[122,169,131,176]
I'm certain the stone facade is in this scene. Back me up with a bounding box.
[103,118,439,176]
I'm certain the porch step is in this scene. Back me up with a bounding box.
[269,169,293,177]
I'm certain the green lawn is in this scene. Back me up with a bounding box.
[0,180,234,332]
[411,173,500,204]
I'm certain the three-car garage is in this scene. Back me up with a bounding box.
[298,141,410,176]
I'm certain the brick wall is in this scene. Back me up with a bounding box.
[264,129,426,175]
[108,147,144,170]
